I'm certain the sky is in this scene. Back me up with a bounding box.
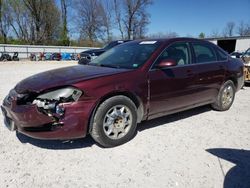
[146,0,250,37]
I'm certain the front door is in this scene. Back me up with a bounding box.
[148,42,197,119]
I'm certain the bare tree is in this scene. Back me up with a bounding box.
[8,0,31,42]
[210,29,221,38]
[23,0,44,43]
[100,0,113,42]
[237,21,250,36]
[0,0,11,43]
[114,0,124,39]
[22,0,60,44]
[123,0,152,39]
[222,22,235,37]
[60,0,70,45]
[133,11,149,39]
[43,2,61,44]
[74,0,104,46]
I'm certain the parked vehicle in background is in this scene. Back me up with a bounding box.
[45,53,52,60]
[30,52,78,61]
[0,52,19,61]
[242,48,250,64]
[61,53,71,60]
[0,53,12,61]
[1,38,244,147]
[230,51,243,59]
[51,53,62,61]
[78,40,131,65]
[70,53,78,60]
[29,53,36,61]
[12,52,19,61]
[242,48,250,83]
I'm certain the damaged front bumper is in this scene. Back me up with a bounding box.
[1,89,90,140]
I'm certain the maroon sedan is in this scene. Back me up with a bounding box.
[1,38,244,147]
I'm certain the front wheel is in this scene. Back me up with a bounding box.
[90,96,137,147]
[211,80,236,111]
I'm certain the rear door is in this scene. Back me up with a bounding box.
[148,42,198,118]
[190,42,226,103]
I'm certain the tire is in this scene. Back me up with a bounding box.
[90,95,137,147]
[211,80,236,111]
[78,58,90,65]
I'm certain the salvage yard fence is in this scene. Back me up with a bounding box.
[0,44,96,59]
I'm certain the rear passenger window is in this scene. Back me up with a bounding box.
[217,49,228,61]
[193,43,216,63]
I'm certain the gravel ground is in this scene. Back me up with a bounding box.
[0,62,249,188]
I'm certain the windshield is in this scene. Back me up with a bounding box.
[103,41,118,50]
[90,41,161,69]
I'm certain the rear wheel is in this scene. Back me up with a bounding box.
[211,80,236,111]
[90,96,137,147]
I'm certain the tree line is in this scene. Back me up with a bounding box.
[0,0,152,46]
[209,21,250,38]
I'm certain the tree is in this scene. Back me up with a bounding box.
[210,29,221,38]
[99,0,113,42]
[0,0,12,43]
[22,0,60,44]
[237,21,250,36]
[42,1,61,44]
[198,32,205,39]
[114,0,124,39]
[8,0,32,42]
[60,0,70,45]
[74,0,105,46]
[123,0,152,39]
[223,22,235,37]
[132,11,150,39]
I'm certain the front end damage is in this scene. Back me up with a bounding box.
[32,87,82,121]
[1,87,90,140]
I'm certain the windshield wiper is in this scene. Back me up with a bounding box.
[99,64,121,69]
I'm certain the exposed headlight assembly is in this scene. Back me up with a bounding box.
[36,87,82,102]
[33,87,82,117]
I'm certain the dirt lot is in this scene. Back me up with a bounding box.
[0,62,249,188]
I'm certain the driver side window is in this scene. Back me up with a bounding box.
[154,42,190,67]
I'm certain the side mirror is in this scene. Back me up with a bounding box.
[156,59,177,69]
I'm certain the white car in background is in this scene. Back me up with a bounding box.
[230,51,243,59]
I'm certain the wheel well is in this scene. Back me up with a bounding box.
[87,91,144,133]
[228,77,238,88]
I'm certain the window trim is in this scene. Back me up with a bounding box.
[191,42,218,64]
[214,46,229,62]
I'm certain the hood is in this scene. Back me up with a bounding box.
[15,65,129,94]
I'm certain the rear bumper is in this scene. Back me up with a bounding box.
[1,97,91,140]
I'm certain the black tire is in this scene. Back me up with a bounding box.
[78,58,90,65]
[211,80,236,111]
[90,95,137,147]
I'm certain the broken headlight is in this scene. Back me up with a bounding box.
[32,87,82,117]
